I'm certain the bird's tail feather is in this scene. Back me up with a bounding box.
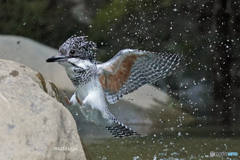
[106,121,140,138]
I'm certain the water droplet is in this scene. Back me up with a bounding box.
[201,77,206,82]
[178,132,181,136]
[133,156,141,160]
[153,154,157,160]
[171,152,180,156]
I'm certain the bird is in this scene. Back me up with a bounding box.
[46,36,182,138]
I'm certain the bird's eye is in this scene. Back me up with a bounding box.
[69,50,75,55]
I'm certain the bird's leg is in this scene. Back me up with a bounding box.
[61,91,76,110]
[64,92,82,111]
[61,91,71,105]
[75,94,82,105]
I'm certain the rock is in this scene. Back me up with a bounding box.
[121,84,172,109]
[0,59,86,160]
[0,35,74,91]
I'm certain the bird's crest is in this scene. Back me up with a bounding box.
[59,36,97,59]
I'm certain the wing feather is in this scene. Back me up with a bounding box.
[97,49,181,104]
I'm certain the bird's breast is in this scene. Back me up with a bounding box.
[74,78,101,100]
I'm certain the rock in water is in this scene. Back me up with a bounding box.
[0,59,87,160]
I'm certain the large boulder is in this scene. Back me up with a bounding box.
[0,59,86,160]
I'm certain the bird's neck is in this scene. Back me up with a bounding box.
[66,65,96,86]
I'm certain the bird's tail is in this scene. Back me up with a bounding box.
[106,119,140,138]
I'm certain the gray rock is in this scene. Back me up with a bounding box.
[0,59,86,160]
[0,35,74,91]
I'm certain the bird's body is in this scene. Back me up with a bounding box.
[69,78,108,126]
[46,36,182,138]
[66,59,113,127]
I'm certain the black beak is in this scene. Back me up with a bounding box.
[46,55,68,62]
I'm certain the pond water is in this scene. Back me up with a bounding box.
[81,127,240,160]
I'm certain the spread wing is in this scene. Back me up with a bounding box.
[97,49,182,104]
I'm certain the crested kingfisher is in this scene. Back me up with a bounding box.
[46,36,181,138]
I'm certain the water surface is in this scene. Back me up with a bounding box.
[81,127,240,160]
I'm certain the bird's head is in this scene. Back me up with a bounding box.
[46,36,97,67]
